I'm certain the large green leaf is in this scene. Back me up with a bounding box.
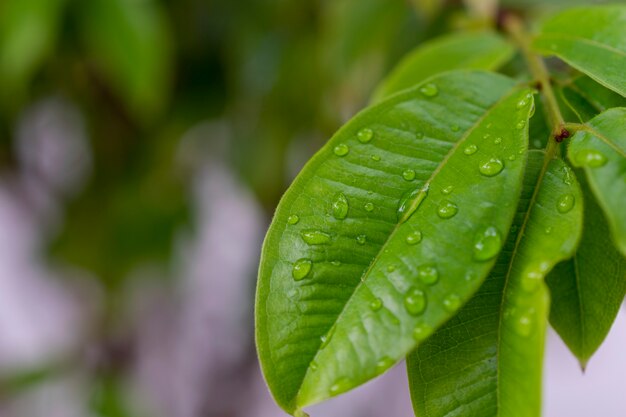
[532,5,626,97]
[547,175,626,367]
[256,71,534,414]
[556,76,626,124]
[567,108,626,256]
[372,31,515,102]
[406,152,583,417]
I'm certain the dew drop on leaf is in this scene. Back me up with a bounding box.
[371,155,381,161]
[463,144,478,155]
[397,184,429,223]
[406,230,422,245]
[472,226,503,261]
[332,193,349,220]
[441,185,453,195]
[310,361,318,371]
[404,287,427,316]
[507,154,516,161]
[494,137,502,145]
[442,294,461,312]
[575,149,607,167]
[331,260,341,266]
[521,270,542,293]
[417,265,439,285]
[370,297,383,311]
[437,200,458,219]
[387,264,396,272]
[301,230,332,245]
[420,83,439,97]
[544,226,552,234]
[356,234,367,245]
[375,357,394,374]
[292,259,312,280]
[516,120,526,129]
[329,377,352,395]
[517,98,529,108]
[556,193,575,213]
[357,128,374,143]
[333,143,349,156]
[287,215,299,225]
[514,311,534,337]
[402,169,416,181]
[412,322,433,341]
[364,202,374,212]
[479,158,504,177]
[320,326,335,348]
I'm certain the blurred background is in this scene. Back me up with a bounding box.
[0,0,623,416]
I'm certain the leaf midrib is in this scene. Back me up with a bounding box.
[297,85,525,406]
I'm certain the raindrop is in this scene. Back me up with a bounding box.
[479,158,504,177]
[420,83,439,97]
[376,357,394,374]
[301,230,331,245]
[364,202,374,212]
[371,155,381,161]
[357,128,374,143]
[556,194,575,214]
[514,311,534,337]
[387,264,396,272]
[473,226,503,261]
[562,165,574,185]
[494,137,502,145]
[320,326,335,348]
[437,200,458,219]
[370,297,383,311]
[521,270,542,293]
[544,226,553,234]
[517,98,529,108]
[516,120,526,129]
[441,185,453,195]
[332,193,349,220]
[443,294,461,312]
[464,144,478,155]
[417,265,439,285]
[334,143,349,156]
[406,230,422,245]
[356,235,367,245]
[331,260,341,266]
[329,377,351,395]
[397,184,429,223]
[292,259,312,281]
[507,154,516,161]
[575,149,607,167]
[464,271,476,282]
[412,323,433,341]
[483,134,491,140]
[310,361,318,371]
[403,169,416,181]
[404,287,427,316]
[287,215,299,225]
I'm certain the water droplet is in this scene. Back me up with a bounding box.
[371,155,381,162]
[464,144,478,155]
[420,83,438,97]
[516,120,526,130]
[287,215,299,225]
[402,169,416,181]
[301,230,332,245]
[356,235,367,245]
[310,361,318,371]
[331,260,341,266]
[514,311,534,337]
[320,326,335,348]
[518,147,525,155]
[556,193,575,213]
[521,269,542,293]
[387,264,396,272]
[473,226,503,261]
[332,193,349,220]
[464,271,476,282]
[483,134,491,140]
[437,200,458,219]
[508,154,516,161]
[364,202,374,212]
[451,125,460,132]
[412,323,433,341]
[334,143,349,156]
[443,294,461,312]
[329,377,351,395]
[575,149,607,167]
[397,184,429,223]
[494,137,502,145]
[370,297,383,311]
[417,265,439,285]
[357,128,373,143]
[406,230,422,245]
[544,226,553,234]
[479,158,504,177]
[404,287,427,316]
[517,98,529,108]
[376,357,394,374]
[562,166,574,185]
[292,259,312,280]
[441,185,453,195]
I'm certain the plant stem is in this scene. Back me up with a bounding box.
[503,14,565,158]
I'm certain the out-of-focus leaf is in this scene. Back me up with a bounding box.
[78,0,173,121]
[256,71,533,414]
[547,175,626,367]
[532,6,626,97]
[567,108,626,256]
[410,0,445,19]
[372,31,515,103]
[0,0,66,107]
[565,76,626,112]
[407,153,583,417]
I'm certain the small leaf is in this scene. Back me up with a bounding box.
[407,152,583,417]
[547,174,626,367]
[532,5,626,97]
[567,108,626,256]
[372,31,514,102]
[256,71,533,414]
[567,76,626,112]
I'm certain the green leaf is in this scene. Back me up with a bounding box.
[256,70,534,414]
[372,31,515,103]
[406,152,583,417]
[532,5,626,97]
[556,76,626,123]
[547,174,626,367]
[567,108,626,256]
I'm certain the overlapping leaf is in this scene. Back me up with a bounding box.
[532,5,626,97]
[372,31,514,102]
[407,152,583,417]
[567,108,626,256]
[256,71,534,414]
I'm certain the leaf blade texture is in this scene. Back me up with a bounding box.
[255,71,533,413]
